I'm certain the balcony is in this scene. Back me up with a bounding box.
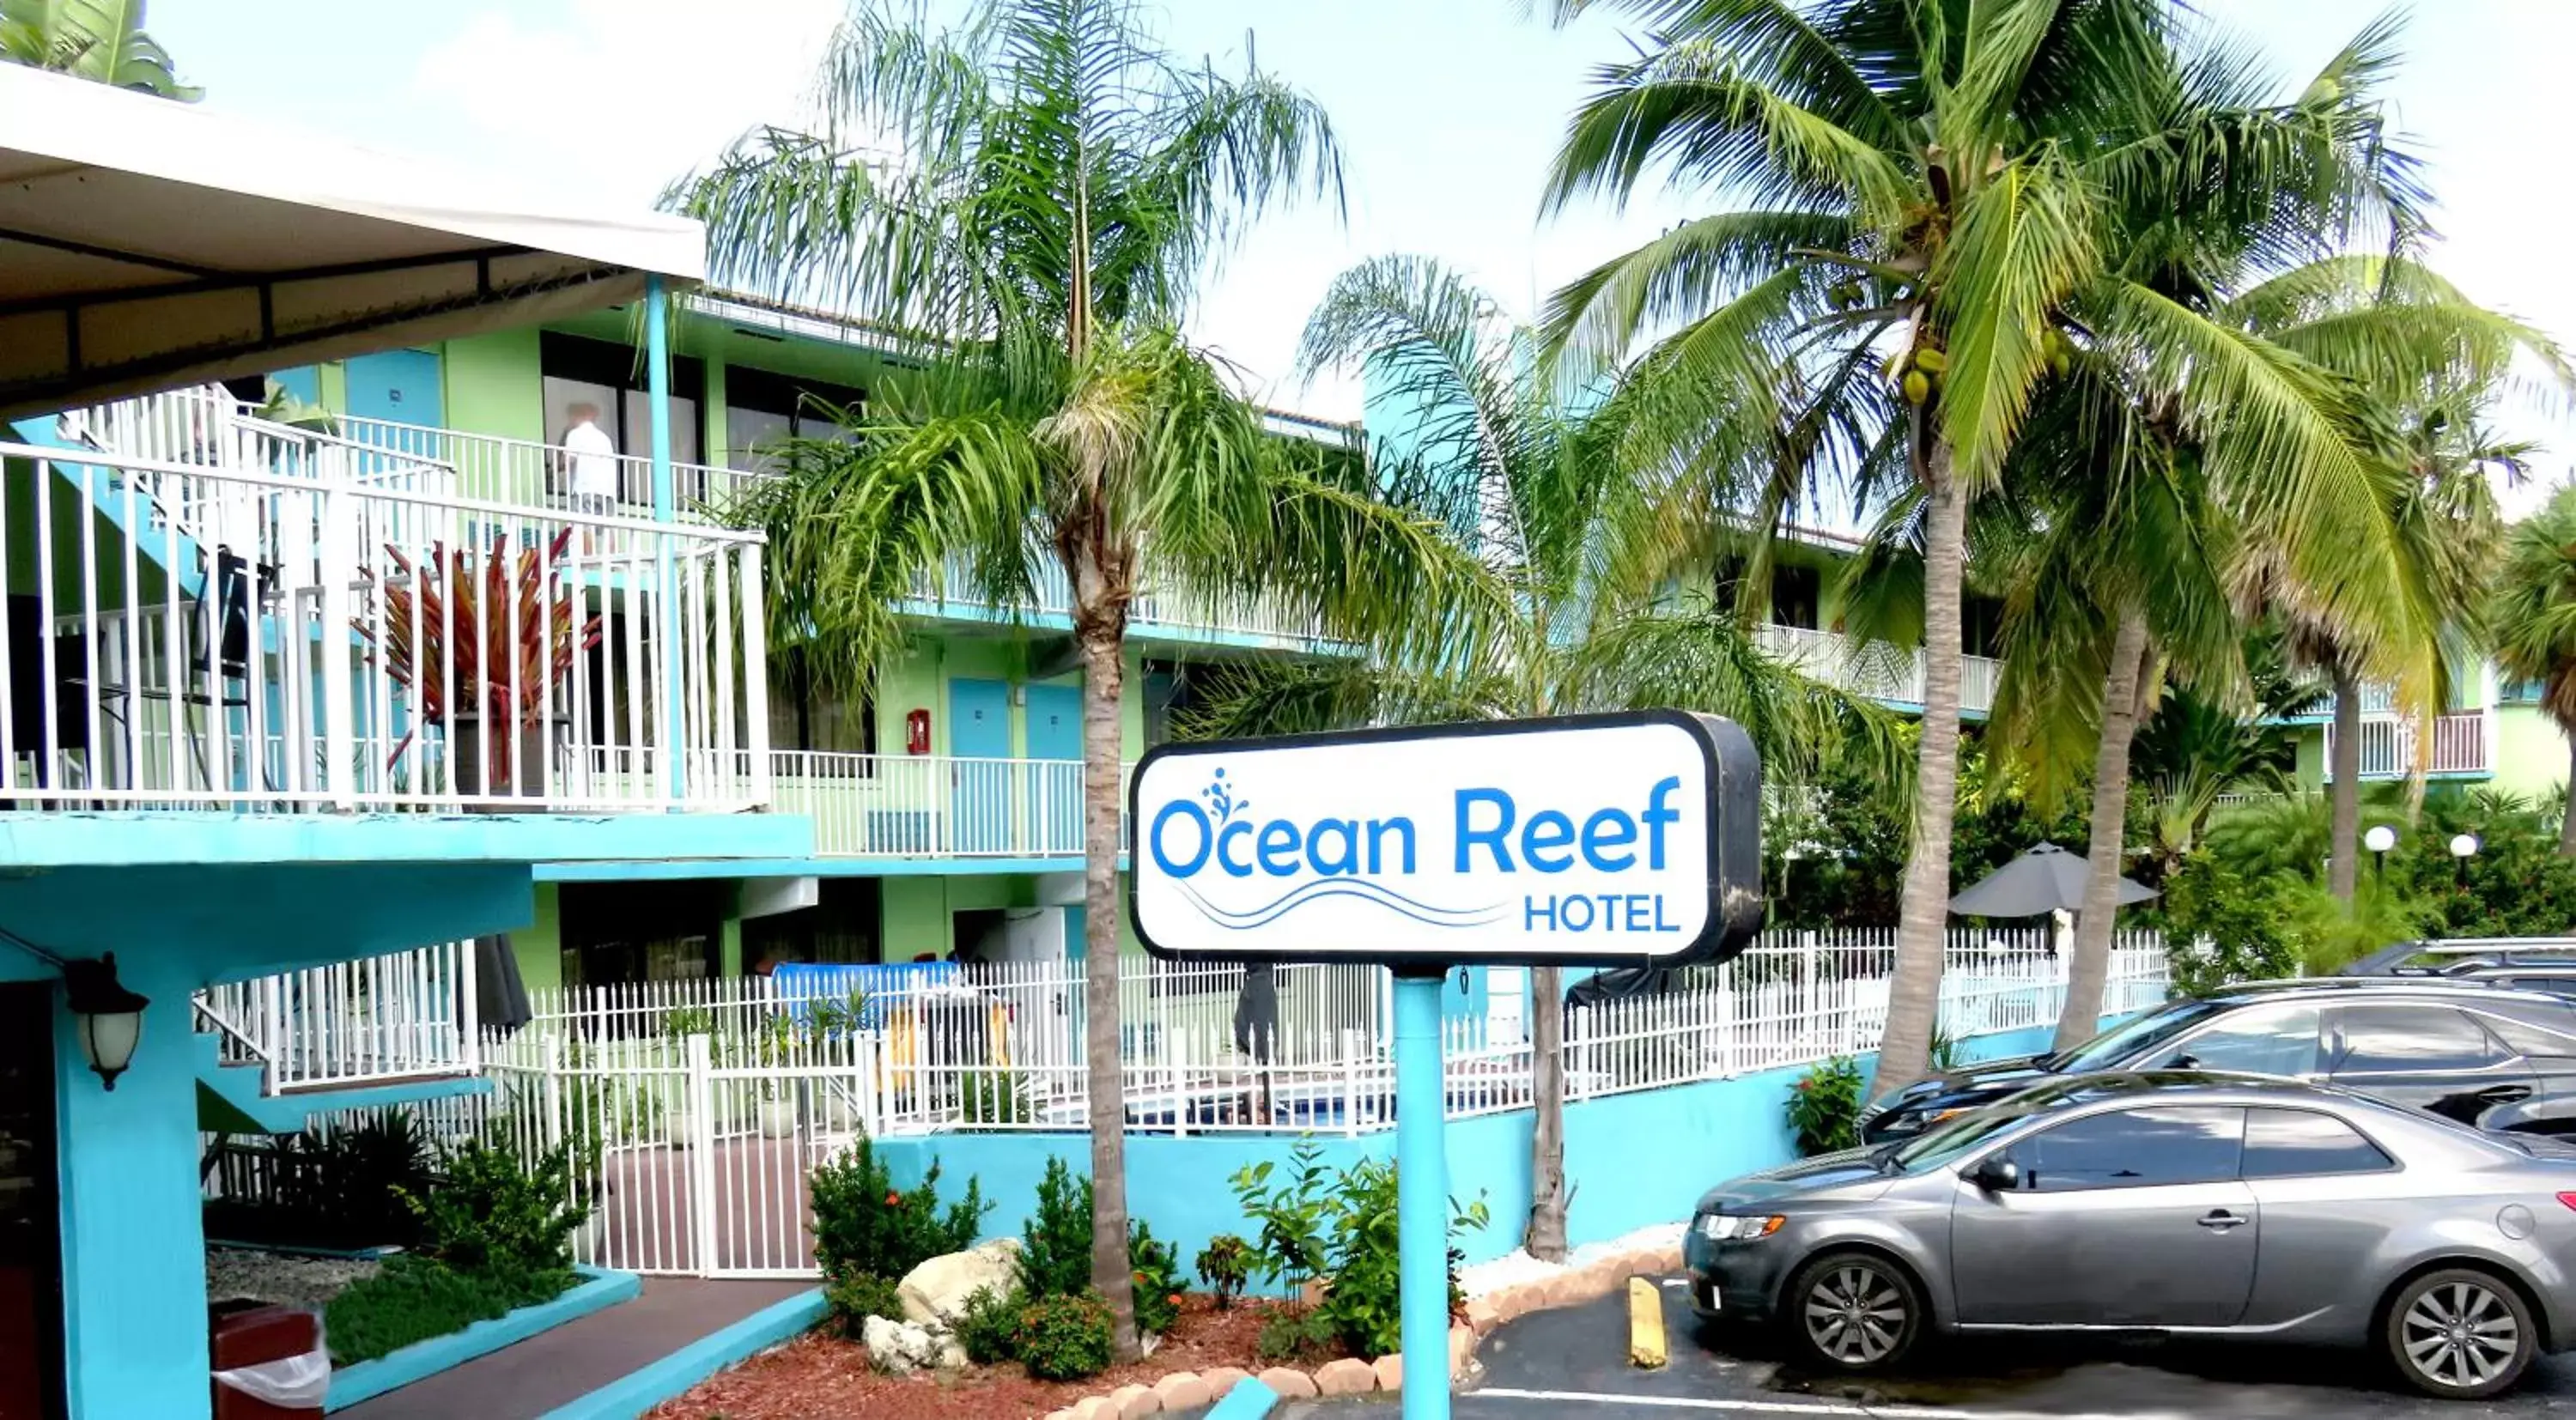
[2326,709,2494,780]
[773,751,1134,859]
[1,431,771,815]
[1754,623,2000,715]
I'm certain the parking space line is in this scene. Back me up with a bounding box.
[1477,1386,2189,1420]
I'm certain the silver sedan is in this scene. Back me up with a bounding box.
[1686,1072,2576,1399]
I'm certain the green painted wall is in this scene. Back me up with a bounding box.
[2494,706,2571,804]
[513,881,563,996]
[441,328,548,445]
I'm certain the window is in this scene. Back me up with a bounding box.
[2330,1004,2507,1073]
[539,332,707,504]
[2002,1106,2245,1192]
[723,367,867,473]
[2164,1004,2321,1076]
[769,658,876,757]
[2482,1004,2576,1056]
[2500,677,2546,707]
[2240,1107,2394,1178]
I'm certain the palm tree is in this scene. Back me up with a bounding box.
[665,0,1486,1353]
[1,0,196,97]
[2129,643,2315,876]
[1189,254,1907,1259]
[2230,257,2564,896]
[1538,0,2427,1088]
[2493,484,2576,855]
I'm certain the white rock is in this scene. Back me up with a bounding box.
[863,1314,940,1374]
[936,1341,969,1371]
[898,1238,1025,1327]
[1460,1222,1688,1300]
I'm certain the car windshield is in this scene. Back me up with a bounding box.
[1883,1100,2050,1172]
[2046,998,2225,1072]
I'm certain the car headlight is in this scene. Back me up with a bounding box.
[1697,1213,1785,1242]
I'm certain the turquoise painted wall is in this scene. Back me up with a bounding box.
[877,1023,2060,1287]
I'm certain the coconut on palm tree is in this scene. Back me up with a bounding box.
[1190,253,1907,1259]
[1538,0,2432,1088]
[2493,484,2576,855]
[666,0,1491,1353]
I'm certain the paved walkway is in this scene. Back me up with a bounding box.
[335,1277,813,1420]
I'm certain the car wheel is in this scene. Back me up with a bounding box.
[2384,1268,2536,1399]
[1784,1251,1922,1373]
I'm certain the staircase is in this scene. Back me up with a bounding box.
[191,941,487,1134]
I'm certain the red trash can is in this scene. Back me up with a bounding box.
[210,1302,327,1417]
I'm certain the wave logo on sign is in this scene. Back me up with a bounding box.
[1145,768,1506,931]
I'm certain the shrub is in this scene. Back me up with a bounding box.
[2158,853,2304,994]
[810,1136,987,1283]
[952,1283,1024,1365]
[1128,1221,1184,1337]
[1255,1308,1337,1362]
[823,1271,907,1340]
[1016,1156,1094,1299]
[402,1140,588,1277]
[1230,1144,1487,1359]
[1013,1291,1114,1381]
[1194,1234,1252,1310]
[324,1255,576,1365]
[1785,1057,1863,1157]
[959,1069,1031,1125]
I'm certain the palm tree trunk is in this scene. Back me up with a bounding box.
[1073,600,1139,1359]
[2054,610,2149,1053]
[2329,663,2361,902]
[2561,735,2576,856]
[1524,965,1567,1261]
[1876,445,1965,1093]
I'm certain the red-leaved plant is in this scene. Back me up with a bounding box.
[354,527,603,792]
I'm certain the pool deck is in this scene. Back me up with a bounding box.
[332,1277,813,1420]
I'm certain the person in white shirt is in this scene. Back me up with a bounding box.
[562,403,619,514]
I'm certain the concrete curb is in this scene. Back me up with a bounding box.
[324,1265,641,1412]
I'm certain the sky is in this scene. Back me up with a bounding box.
[148,1,2576,511]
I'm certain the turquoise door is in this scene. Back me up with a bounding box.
[342,349,445,488]
[949,679,1012,853]
[1024,683,1082,854]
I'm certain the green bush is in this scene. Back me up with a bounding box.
[959,1069,1031,1125]
[952,1283,1025,1365]
[402,1140,588,1277]
[324,1255,576,1365]
[823,1271,907,1340]
[2158,853,2305,994]
[810,1136,987,1283]
[1016,1156,1093,1300]
[1785,1057,1863,1157]
[1255,1308,1337,1362]
[1194,1234,1252,1310]
[1013,1291,1114,1381]
[1128,1220,1183,1337]
[1230,1144,1487,1360]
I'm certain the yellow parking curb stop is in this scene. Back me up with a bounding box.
[1627,1276,1668,1368]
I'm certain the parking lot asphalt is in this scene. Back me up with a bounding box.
[1262,1276,2576,1420]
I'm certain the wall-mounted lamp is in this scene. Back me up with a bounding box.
[0,928,149,1092]
[60,954,149,1091]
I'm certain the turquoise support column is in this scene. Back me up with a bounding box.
[54,956,212,1419]
[646,276,684,799]
[1393,968,1450,1420]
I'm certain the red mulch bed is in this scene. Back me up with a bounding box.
[647,1295,1334,1420]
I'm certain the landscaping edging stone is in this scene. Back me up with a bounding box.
[323,1266,641,1412]
[1035,1238,1684,1418]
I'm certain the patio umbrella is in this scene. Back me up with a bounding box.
[1948,841,2158,919]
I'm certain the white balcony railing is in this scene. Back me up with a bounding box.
[2326,710,2493,780]
[2,438,770,813]
[902,555,1337,647]
[1754,623,2000,714]
[771,751,1135,858]
[195,941,479,1095]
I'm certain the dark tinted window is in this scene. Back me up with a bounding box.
[2164,1004,2320,1075]
[2004,1107,2245,1192]
[2330,1004,2506,1073]
[2240,1107,2395,1178]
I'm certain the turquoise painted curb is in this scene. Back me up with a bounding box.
[324,1266,641,1412]
[1207,1374,1280,1419]
[534,1287,827,1420]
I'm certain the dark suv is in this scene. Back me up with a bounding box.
[2346,940,2576,999]
[1859,979,2576,1144]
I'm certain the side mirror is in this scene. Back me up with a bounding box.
[1970,1155,2022,1192]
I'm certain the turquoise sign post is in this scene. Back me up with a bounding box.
[1129,711,1764,1420]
